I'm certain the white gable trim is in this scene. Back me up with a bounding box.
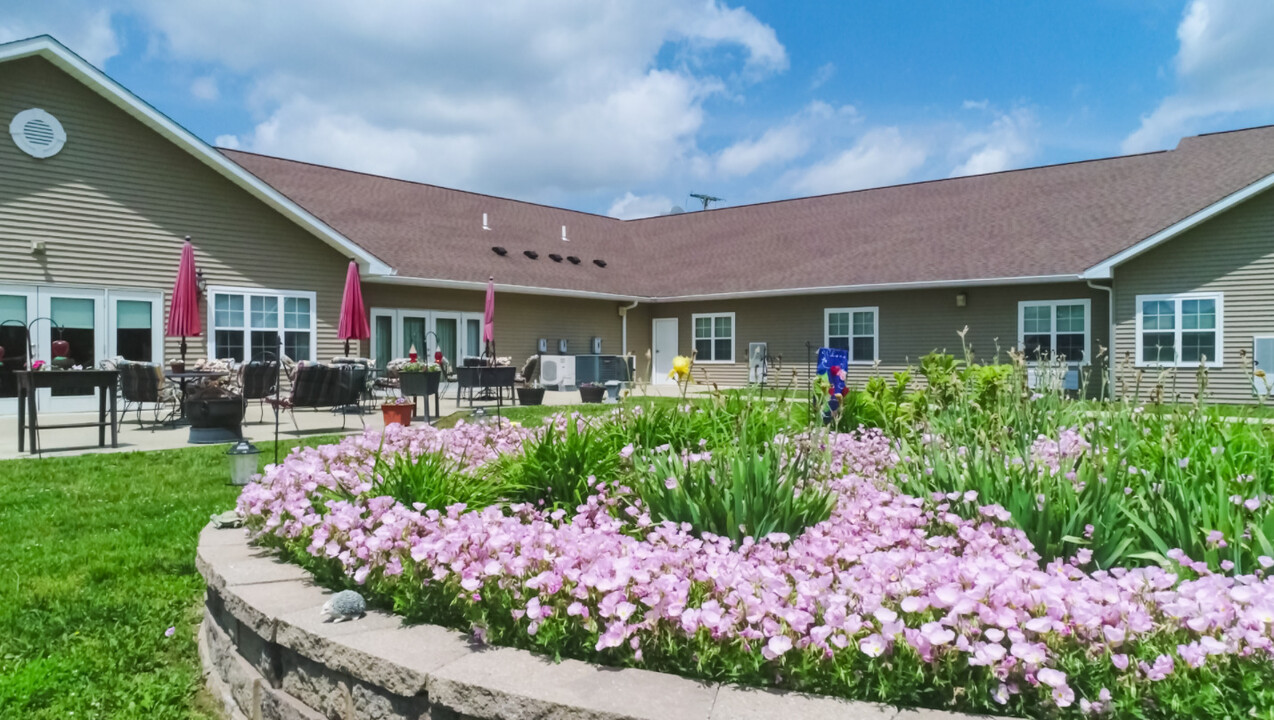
[1082,170,1274,279]
[0,36,395,276]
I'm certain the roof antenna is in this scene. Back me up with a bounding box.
[689,193,723,211]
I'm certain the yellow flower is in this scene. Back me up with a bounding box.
[668,355,691,381]
[1257,369,1267,378]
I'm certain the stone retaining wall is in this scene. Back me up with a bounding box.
[196,523,1006,720]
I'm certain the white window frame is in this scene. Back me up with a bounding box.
[207,285,317,363]
[1135,291,1224,368]
[690,312,735,363]
[824,307,879,364]
[1017,299,1092,366]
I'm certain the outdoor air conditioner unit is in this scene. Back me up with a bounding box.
[748,342,768,384]
[1254,337,1274,397]
[539,354,575,390]
[1027,365,1079,392]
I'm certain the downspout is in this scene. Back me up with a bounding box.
[1087,279,1115,399]
[619,300,640,356]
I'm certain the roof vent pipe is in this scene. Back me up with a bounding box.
[482,213,490,230]
[561,225,568,242]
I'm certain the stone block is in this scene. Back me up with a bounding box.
[222,577,332,642]
[282,648,355,720]
[238,620,283,688]
[260,682,330,720]
[326,622,474,697]
[711,685,896,720]
[426,645,716,720]
[350,682,430,720]
[204,611,264,718]
[199,539,310,591]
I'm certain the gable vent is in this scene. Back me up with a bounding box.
[10,109,66,159]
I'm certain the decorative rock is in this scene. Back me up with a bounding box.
[321,590,366,623]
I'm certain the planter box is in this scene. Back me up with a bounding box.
[399,370,441,397]
[382,403,413,426]
[186,396,244,444]
[517,387,546,406]
[579,386,605,404]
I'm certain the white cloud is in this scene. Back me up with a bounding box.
[214,133,240,149]
[715,101,851,178]
[962,99,989,111]
[190,75,219,101]
[0,4,119,66]
[717,125,809,177]
[810,62,835,89]
[949,108,1038,177]
[608,192,675,219]
[125,0,785,200]
[787,127,928,196]
[1123,0,1274,153]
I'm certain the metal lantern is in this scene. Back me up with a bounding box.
[226,440,262,486]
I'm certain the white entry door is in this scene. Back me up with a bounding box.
[652,318,678,384]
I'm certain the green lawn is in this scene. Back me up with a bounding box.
[0,437,338,720]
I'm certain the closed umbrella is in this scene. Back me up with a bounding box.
[337,260,370,356]
[166,237,202,364]
[483,276,495,360]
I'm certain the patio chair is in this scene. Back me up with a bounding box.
[267,363,367,432]
[237,359,280,423]
[116,360,178,431]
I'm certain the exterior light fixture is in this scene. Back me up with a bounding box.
[226,440,261,486]
[955,292,968,308]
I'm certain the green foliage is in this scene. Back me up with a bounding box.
[505,419,621,509]
[361,449,523,511]
[635,444,836,543]
[0,436,338,720]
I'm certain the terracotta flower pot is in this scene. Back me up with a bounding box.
[382,403,413,427]
[171,361,185,374]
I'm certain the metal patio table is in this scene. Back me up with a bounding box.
[16,369,118,454]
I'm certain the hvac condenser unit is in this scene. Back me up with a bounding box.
[539,354,575,390]
[748,342,768,384]
[1255,337,1274,397]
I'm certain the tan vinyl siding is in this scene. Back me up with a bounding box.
[360,284,629,363]
[0,56,352,363]
[642,283,1110,392]
[1113,187,1274,405]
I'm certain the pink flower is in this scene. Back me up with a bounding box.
[763,635,792,660]
[1037,667,1067,688]
[858,634,887,658]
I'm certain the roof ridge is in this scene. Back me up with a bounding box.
[219,148,623,222]
[628,146,1175,223]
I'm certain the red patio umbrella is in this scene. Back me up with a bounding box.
[337,260,370,356]
[166,237,202,364]
[483,276,495,359]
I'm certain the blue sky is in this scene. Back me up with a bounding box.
[6,1,1274,217]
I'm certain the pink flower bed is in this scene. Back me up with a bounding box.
[239,421,1274,717]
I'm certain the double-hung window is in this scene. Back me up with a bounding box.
[210,288,316,363]
[692,312,734,362]
[1018,300,1091,364]
[1136,292,1223,367]
[824,307,878,363]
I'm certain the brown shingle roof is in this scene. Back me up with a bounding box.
[222,124,1274,299]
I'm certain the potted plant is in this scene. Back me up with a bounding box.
[391,359,442,397]
[517,380,545,406]
[169,357,185,374]
[578,382,605,403]
[381,396,413,426]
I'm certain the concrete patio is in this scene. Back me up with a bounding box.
[0,384,691,459]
